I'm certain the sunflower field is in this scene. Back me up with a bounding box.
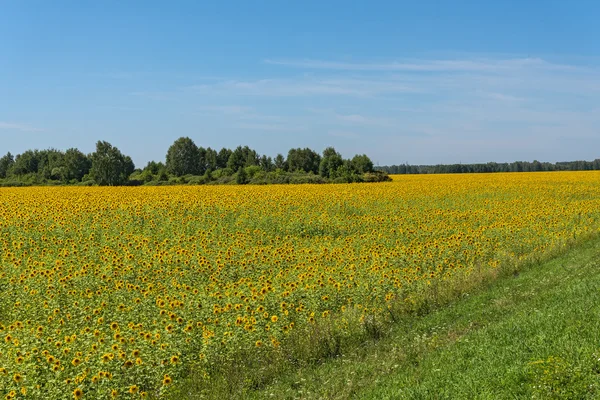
[2,171,600,399]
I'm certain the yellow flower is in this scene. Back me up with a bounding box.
[73,387,83,399]
[163,374,173,385]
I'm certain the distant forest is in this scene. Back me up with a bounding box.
[0,137,389,187]
[377,159,600,174]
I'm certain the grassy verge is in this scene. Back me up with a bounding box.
[172,234,600,399]
[244,235,600,399]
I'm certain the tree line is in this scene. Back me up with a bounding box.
[0,137,389,186]
[378,159,600,175]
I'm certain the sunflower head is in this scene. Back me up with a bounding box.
[73,388,83,400]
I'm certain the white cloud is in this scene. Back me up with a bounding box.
[235,122,306,132]
[126,54,600,163]
[264,57,584,73]
[328,130,360,139]
[196,105,253,115]
[185,76,420,98]
[0,122,43,132]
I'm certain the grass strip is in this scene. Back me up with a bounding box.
[240,235,600,399]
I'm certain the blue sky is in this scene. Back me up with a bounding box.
[1,1,599,167]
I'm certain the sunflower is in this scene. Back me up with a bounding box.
[73,388,83,400]
[163,375,173,385]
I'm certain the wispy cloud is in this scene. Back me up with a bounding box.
[126,55,600,163]
[195,105,253,115]
[235,122,306,132]
[328,130,360,139]
[185,76,420,97]
[477,91,527,103]
[0,122,43,132]
[264,57,584,73]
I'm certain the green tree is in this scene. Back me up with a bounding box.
[335,160,357,182]
[197,146,208,175]
[90,141,134,185]
[350,154,374,174]
[157,167,169,182]
[227,146,259,171]
[166,137,199,176]
[274,153,287,171]
[287,148,321,174]
[12,150,40,175]
[216,148,232,169]
[0,152,15,178]
[38,149,65,180]
[236,166,249,184]
[63,148,91,181]
[205,147,218,171]
[260,155,274,172]
[143,161,164,175]
[319,147,343,178]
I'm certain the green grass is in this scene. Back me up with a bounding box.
[171,235,600,399]
[231,236,600,399]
